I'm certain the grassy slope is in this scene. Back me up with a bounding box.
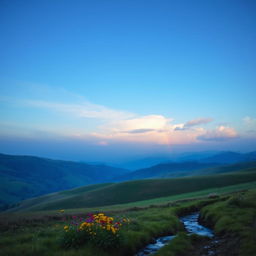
[11,168,256,211]
[1,181,255,224]
[8,183,112,212]
[200,189,256,256]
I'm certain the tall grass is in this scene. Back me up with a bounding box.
[0,206,183,256]
[200,189,256,256]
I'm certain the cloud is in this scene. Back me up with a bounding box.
[175,117,213,131]
[93,115,207,145]
[92,115,172,144]
[25,100,134,120]
[243,116,256,126]
[97,141,108,146]
[174,126,186,131]
[197,126,238,141]
[124,128,156,134]
[185,118,213,127]
[112,115,173,131]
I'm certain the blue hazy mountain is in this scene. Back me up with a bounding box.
[117,151,256,170]
[114,161,256,182]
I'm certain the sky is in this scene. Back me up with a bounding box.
[0,0,256,163]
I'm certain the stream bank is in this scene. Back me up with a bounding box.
[135,211,215,256]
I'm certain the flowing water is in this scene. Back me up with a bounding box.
[135,212,214,256]
[135,235,176,256]
[180,212,214,237]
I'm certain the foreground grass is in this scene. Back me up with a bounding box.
[200,189,256,256]
[1,188,256,256]
[0,206,183,256]
[155,233,204,256]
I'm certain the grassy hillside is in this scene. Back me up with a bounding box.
[11,168,256,211]
[0,153,128,208]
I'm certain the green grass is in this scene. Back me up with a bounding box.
[10,169,256,211]
[200,189,256,256]
[0,206,184,256]
[155,233,193,256]
[1,188,256,256]
[6,183,112,212]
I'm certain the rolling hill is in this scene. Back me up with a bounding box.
[0,153,128,208]
[10,167,256,211]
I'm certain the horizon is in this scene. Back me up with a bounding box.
[1,0,256,163]
[0,149,256,169]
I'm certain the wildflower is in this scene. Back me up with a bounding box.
[111,226,116,234]
[62,211,130,248]
[59,209,65,213]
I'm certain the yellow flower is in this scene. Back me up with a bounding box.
[111,226,116,234]
[59,209,65,213]
[64,225,69,230]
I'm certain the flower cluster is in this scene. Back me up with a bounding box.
[61,212,130,249]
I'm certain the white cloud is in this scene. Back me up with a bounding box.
[124,128,156,134]
[25,100,134,120]
[243,116,256,126]
[185,118,213,127]
[197,126,238,141]
[111,115,173,131]
[92,115,207,145]
[175,117,213,130]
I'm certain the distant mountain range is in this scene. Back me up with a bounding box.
[118,151,256,170]
[199,151,256,164]
[114,161,256,181]
[0,151,256,209]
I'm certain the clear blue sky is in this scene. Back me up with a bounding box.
[0,0,255,162]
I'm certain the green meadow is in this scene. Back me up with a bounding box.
[9,168,256,212]
[1,169,256,256]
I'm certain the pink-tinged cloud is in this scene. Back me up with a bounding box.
[197,126,238,141]
[93,115,207,145]
[175,117,213,131]
[123,128,156,134]
[185,118,213,127]
[97,141,108,146]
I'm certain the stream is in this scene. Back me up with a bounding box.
[135,212,214,256]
